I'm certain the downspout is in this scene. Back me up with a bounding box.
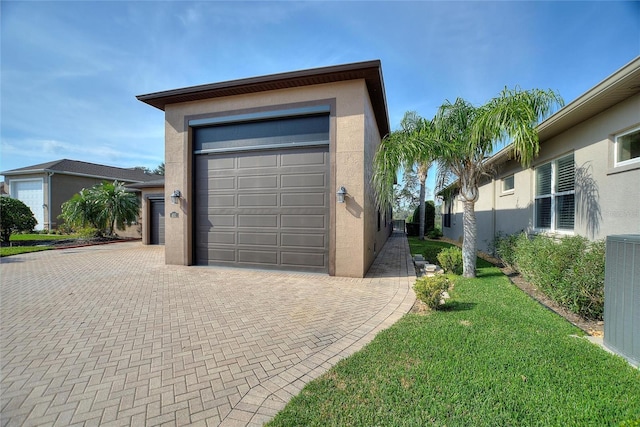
[48,172,54,230]
[492,177,497,256]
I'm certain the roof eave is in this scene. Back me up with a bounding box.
[136,60,390,138]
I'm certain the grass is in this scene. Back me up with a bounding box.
[2,233,74,257]
[267,238,640,427]
[1,246,52,257]
[9,233,72,241]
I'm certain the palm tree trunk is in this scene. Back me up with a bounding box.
[462,200,477,278]
[418,177,426,240]
[418,164,428,240]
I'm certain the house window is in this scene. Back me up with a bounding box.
[615,126,640,167]
[534,153,575,231]
[443,199,452,228]
[502,175,514,193]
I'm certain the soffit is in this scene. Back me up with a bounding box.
[137,60,390,137]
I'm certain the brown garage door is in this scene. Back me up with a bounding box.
[150,199,165,245]
[194,146,329,272]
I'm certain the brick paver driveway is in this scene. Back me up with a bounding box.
[1,234,415,426]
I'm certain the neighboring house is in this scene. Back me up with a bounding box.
[126,179,166,245]
[1,159,163,234]
[137,60,393,277]
[442,56,640,252]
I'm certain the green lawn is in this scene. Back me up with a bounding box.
[1,246,52,257]
[267,238,640,427]
[2,233,73,257]
[9,233,72,241]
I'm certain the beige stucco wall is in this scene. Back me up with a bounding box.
[444,92,640,253]
[163,79,388,277]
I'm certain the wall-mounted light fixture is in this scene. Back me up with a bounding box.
[170,190,181,205]
[336,186,347,203]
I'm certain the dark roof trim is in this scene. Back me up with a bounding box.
[137,60,390,138]
[1,159,162,183]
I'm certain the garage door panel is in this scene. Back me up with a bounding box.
[238,232,278,246]
[281,174,325,188]
[207,157,236,170]
[207,214,235,227]
[238,154,277,169]
[204,248,236,262]
[209,231,236,244]
[238,194,278,207]
[209,177,236,190]
[205,194,236,207]
[282,252,325,267]
[195,143,328,272]
[281,233,324,248]
[281,150,326,166]
[239,250,277,264]
[281,214,325,229]
[281,193,325,207]
[238,214,278,228]
[238,175,277,189]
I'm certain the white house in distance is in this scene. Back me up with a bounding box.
[442,56,640,252]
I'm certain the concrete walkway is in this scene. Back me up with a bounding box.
[1,232,415,426]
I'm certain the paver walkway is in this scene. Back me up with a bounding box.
[1,232,415,426]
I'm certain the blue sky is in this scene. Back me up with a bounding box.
[2,1,639,183]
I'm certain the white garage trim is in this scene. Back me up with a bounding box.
[10,178,45,231]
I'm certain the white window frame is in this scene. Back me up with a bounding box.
[614,125,640,167]
[502,174,514,194]
[534,153,575,233]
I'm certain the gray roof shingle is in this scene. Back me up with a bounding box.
[1,159,163,183]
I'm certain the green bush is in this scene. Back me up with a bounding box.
[565,239,605,320]
[437,246,463,275]
[427,227,443,239]
[493,232,522,268]
[413,274,451,309]
[0,197,37,242]
[511,233,605,321]
[411,201,436,232]
[76,227,101,239]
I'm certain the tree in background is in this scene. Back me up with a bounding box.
[0,197,37,242]
[59,189,103,230]
[153,162,165,176]
[373,112,440,240]
[435,88,563,277]
[93,181,140,236]
[60,181,139,236]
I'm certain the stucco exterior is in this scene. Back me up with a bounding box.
[443,58,640,253]
[139,61,392,277]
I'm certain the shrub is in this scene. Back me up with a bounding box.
[0,197,37,242]
[512,233,605,321]
[411,201,436,232]
[427,228,443,239]
[493,232,522,268]
[76,227,101,239]
[413,274,451,309]
[564,239,605,320]
[437,246,463,275]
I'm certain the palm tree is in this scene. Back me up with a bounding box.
[435,87,563,277]
[59,188,104,230]
[92,181,140,236]
[373,111,439,240]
